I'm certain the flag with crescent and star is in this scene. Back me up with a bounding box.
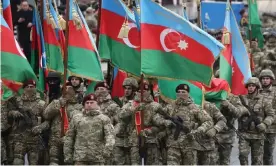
[219,1,251,95]
[43,0,65,74]
[67,0,103,81]
[1,14,37,94]
[140,0,224,85]
[99,0,141,77]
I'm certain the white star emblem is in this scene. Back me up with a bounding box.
[177,40,188,50]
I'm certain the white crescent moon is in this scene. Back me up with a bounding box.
[160,28,179,52]
[123,23,140,48]
[15,37,27,59]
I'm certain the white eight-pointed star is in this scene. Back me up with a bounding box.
[177,40,188,50]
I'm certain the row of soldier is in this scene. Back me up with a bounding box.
[1,67,275,165]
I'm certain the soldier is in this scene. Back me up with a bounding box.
[63,93,115,165]
[114,77,138,165]
[251,38,264,76]
[68,76,84,104]
[216,93,249,165]
[166,84,213,165]
[46,72,62,104]
[259,69,276,165]
[43,82,82,165]
[119,81,171,165]
[120,77,139,105]
[238,77,275,165]
[94,81,120,125]
[1,100,10,164]
[262,12,276,29]
[12,80,49,165]
[198,101,227,165]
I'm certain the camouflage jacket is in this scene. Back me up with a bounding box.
[259,86,276,133]
[217,94,247,144]
[252,48,265,76]
[238,93,274,139]
[99,99,120,126]
[119,100,167,146]
[43,98,82,146]
[166,98,213,149]
[119,96,130,106]
[1,101,10,132]
[198,101,227,151]
[13,92,49,143]
[64,109,115,163]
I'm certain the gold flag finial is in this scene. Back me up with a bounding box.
[0,1,3,15]
[222,28,231,45]
[72,9,83,30]
[118,21,130,39]
[46,9,58,29]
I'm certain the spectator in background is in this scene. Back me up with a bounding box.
[85,7,97,33]
[16,0,33,63]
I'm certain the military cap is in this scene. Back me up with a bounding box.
[175,84,190,93]
[245,77,261,88]
[123,77,139,89]
[259,69,275,80]
[23,80,36,88]
[82,93,97,105]
[94,81,109,91]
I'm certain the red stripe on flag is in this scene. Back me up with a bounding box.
[111,69,127,98]
[1,26,23,57]
[68,21,95,51]
[100,9,140,51]
[141,24,215,67]
[231,60,248,95]
[43,20,60,46]
[3,6,13,31]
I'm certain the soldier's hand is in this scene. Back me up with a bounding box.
[31,126,42,135]
[206,128,217,138]
[220,100,229,108]
[11,111,24,119]
[256,123,267,132]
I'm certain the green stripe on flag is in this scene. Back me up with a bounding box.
[219,55,232,87]
[46,43,64,73]
[142,50,213,85]
[99,35,141,76]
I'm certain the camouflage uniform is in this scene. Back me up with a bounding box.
[119,91,169,165]
[1,100,10,164]
[238,77,275,165]
[64,109,115,165]
[251,47,265,76]
[198,101,227,165]
[166,98,213,165]
[114,77,138,165]
[12,92,49,165]
[216,93,248,165]
[43,96,82,165]
[260,32,276,85]
[259,69,276,165]
[262,12,276,29]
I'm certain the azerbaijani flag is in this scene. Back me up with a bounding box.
[99,0,141,76]
[43,0,64,73]
[111,67,127,98]
[140,0,224,85]
[32,6,48,93]
[1,14,37,93]
[219,1,251,95]
[2,0,13,31]
[67,0,103,81]
[158,79,204,106]
[203,78,230,101]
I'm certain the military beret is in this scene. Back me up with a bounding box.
[23,80,36,88]
[82,93,97,105]
[175,84,190,93]
[94,81,109,91]
[138,81,150,91]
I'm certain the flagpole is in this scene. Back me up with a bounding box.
[96,0,102,48]
[40,0,44,30]
[197,0,201,27]
[139,74,145,165]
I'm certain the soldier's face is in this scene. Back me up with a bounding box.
[251,41,258,49]
[96,87,108,91]
[261,77,272,86]
[176,90,189,100]
[71,77,80,87]
[84,100,98,110]
[124,86,133,97]
[247,84,257,94]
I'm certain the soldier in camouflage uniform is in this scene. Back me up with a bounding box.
[165,84,213,165]
[43,82,82,165]
[119,77,139,105]
[259,69,276,165]
[94,81,120,125]
[197,101,227,165]
[114,77,138,165]
[251,38,264,76]
[216,93,249,165]
[64,94,115,165]
[1,100,10,164]
[238,77,275,165]
[119,82,171,165]
[260,31,276,85]
[262,12,276,29]
[68,76,85,104]
[12,80,49,165]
